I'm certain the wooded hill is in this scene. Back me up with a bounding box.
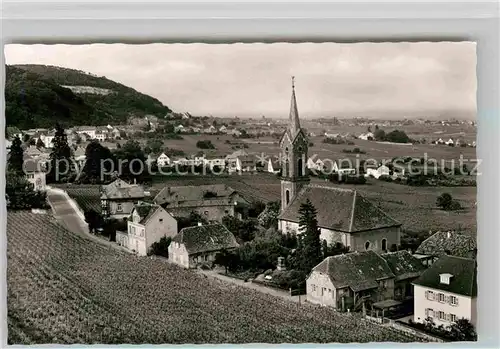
[5,64,172,129]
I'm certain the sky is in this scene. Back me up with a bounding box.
[4,42,477,119]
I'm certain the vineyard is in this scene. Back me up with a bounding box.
[53,184,102,213]
[7,211,423,344]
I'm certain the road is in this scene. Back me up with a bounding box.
[46,188,132,253]
[47,189,89,235]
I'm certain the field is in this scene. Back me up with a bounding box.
[7,212,422,344]
[150,172,477,233]
[53,184,102,213]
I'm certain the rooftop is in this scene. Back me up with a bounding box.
[416,231,477,258]
[154,184,245,208]
[278,184,401,233]
[131,202,164,225]
[101,178,145,200]
[172,223,239,255]
[413,255,477,297]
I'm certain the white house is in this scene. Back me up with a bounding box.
[95,127,108,142]
[358,132,375,140]
[332,161,356,175]
[74,126,97,139]
[174,125,185,133]
[157,153,171,167]
[39,131,56,148]
[116,202,178,256]
[307,157,325,172]
[227,155,257,173]
[412,255,477,328]
[365,165,390,179]
[267,158,281,174]
[205,158,226,170]
[168,223,239,269]
[219,125,228,133]
[445,138,455,146]
[23,158,47,191]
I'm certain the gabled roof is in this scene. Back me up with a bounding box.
[416,231,477,258]
[101,179,145,200]
[381,251,426,281]
[154,184,244,207]
[172,223,239,255]
[312,251,395,292]
[278,184,401,233]
[225,149,249,159]
[413,255,477,297]
[131,202,165,225]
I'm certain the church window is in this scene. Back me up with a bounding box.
[365,241,371,250]
[298,158,303,177]
[285,190,290,205]
[381,238,387,251]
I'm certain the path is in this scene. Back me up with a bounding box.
[196,269,306,304]
[46,188,132,253]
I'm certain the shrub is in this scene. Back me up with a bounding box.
[148,236,172,258]
[196,140,215,149]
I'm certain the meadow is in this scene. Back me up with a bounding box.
[7,212,422,344]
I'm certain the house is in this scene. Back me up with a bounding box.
[100,179,146,219]
[331,161,356,175]
[219,125,228,133]
[365,165,390,179]
[174,125,185,133]
[445,138,454,146]
[278,185,401,251]
[227,155,257,173]
[324,132,339,139]
[381,250,427,301]
[74,126,97,139]
[358,132,375,141]
[115,202,178,256]
[412,255,477,327]
[267,158,281,174]
[307,250,426,310]
[157,152,171,167]
[228,129,242,137]
[168,223,239,268]
[307,157,325,172]
[416,231,477,260]
[23,157,47,191]
[306,251,396,311]
[204,158,226,171]
[278,80,400,251]
[436,138,445,145]
[154,184,250,222]
[95,127,108,141]
[39,131,56,148]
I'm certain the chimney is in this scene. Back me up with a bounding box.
[439,273,453,285]
[447,231,451,239]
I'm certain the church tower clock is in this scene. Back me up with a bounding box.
[280,77,309,212]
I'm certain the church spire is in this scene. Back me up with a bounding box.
[289,76,301,137]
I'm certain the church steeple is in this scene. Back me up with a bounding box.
[279,76,309,213]
[288,76,301,138]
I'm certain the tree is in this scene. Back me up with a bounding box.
[296,199,322,272]
[448,318,477,341]
[436,193,453,210]
[47,123,74,183]
[22,134,30,143]
[148,236,172,258]
[214,248,237,274]
[82,140,115,183]
[8,136,24,175]
[196,140,215,149]
[113,140,148,183]
[6,170,48,210]
[6,126,21,139]
[84,209,103,233]
[374,128,386,141]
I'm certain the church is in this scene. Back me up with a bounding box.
[277,78,401,253]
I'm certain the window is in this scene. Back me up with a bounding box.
[381,238,387,251]
[141,229,144,237]
[450,314,457,322]
[224,210,229,214]
[298,158,303,176]
[425,308,434,318]
[450,296,459,306]
[204,211,209,215]
[365,241,371,251]
[321,287,325,296]
[438,293,445,303]
[285,190,290,205]
[117,203,123,212]
[438,311,445,320]
[426,290,435,301]
[328,288,332,294]
[132,226,136,235]
[159,218,163,222]
[312,284,317,292]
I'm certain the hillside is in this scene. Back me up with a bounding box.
[5,64,172,129]
[7,211,420,344]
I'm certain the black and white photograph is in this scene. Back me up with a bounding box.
[4,41,478,344]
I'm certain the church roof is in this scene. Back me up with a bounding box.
[278,184,401,233]
[280,78,305,145]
